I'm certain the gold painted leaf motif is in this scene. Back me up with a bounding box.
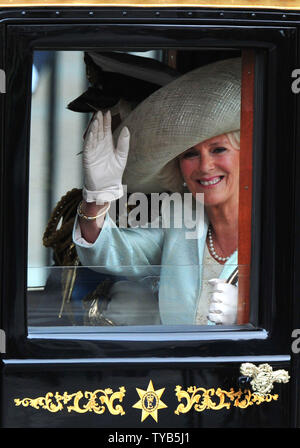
[174,386,278,414]
[14,387,126,415]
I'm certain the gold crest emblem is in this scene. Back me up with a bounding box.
[133,380,167,422]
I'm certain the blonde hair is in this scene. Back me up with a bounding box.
[226,130,240,150]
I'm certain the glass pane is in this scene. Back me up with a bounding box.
[28,48,249,332]
[27,264,242,328]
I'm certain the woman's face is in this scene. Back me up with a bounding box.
[179,134,240,208]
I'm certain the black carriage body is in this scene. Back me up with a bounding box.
[0,3,299,430]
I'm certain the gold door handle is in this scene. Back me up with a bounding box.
[240,363,290,396]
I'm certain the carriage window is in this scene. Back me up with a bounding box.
[27,48,254,330]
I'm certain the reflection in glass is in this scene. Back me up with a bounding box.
[27,264,238,328]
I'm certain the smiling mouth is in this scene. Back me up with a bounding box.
[197,176,224,186]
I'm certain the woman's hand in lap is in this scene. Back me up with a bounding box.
[207,278,238,325]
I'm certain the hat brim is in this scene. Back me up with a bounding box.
[114,57,241,194]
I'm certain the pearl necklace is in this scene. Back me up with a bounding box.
[207,225,236,263]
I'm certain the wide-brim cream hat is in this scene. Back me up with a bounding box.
[114,57,241,194]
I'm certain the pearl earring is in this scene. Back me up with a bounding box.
[183,182,187,187]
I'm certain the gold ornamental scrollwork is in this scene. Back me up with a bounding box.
[14,387,126,415]
[174,386,278,414]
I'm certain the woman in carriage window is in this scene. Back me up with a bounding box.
[73,57,240,326]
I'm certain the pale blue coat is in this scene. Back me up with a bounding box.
[73,209,237,325]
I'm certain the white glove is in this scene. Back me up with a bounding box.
[207,278,238,325]
[82,110,130,205]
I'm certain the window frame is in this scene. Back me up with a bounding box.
[1,22,297,359]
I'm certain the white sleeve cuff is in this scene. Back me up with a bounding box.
[73,218,94,247]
